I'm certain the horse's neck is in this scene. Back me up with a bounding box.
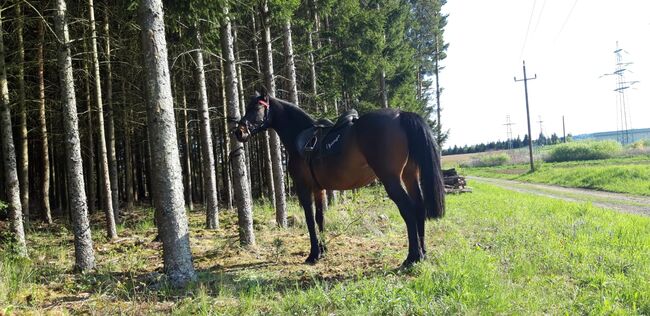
[271,100,314,153]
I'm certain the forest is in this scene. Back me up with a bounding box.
[0,0,447,288]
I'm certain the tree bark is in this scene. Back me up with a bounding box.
[123,81,135,210]
[54,0,96,271]
[221,4,255,246]
[104,10,120,220]
[283,20,299,105]
[219,58,233,210]
[16,4,29,224]
[88,0,117,238]
[37,19,52,224]
[0,8,27,256]
[139,0,196,287]
[307,30,319,113]
[380,67,388,108]
[82,38,96,214]
[181,85,193,211]
[261,0,287,228]
[194,31,219,229]
[232,24,252,185]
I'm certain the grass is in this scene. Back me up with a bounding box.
[1,183,650,314]
[464,154,650,196]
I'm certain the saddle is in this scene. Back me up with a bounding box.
[296,109,359,159]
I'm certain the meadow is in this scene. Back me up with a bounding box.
[2,182,649,314]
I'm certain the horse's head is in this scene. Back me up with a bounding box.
[235,88,271,142]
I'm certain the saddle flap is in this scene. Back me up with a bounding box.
[297,109,359,159]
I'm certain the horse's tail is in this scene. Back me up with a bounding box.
[400,112,445,219]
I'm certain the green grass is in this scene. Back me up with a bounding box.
[464,155,650,196]
[1,183,650,314]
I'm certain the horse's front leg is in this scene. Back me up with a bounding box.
[297,186,320,264]
[314,189,327,255]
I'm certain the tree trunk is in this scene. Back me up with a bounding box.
[261,0,287,228]
[123,81,135,210]
[194,31,219,229]
[434,39,442,143]
[54,0,96,271]
[232,24,252,185]
[88,0,117,239]
[283,20,299,105]
[16,4,29,224]
[181,85,194,211]
[0,8,27,256]
[138,0,196,287]
[104,10,120,220]
[82,38,96,214]
[219,58,233,210]
[37,19,52,224]
[307,30,319,113]
[221,4,255,246]
[380,67,388,108]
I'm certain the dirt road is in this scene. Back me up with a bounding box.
[468,176,650,217]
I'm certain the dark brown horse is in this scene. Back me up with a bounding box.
[235,89,445,267]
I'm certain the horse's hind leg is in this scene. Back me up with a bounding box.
[403,160,426,256]
[380,175,424,266]
[314,189,327,254]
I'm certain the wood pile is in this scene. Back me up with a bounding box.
[443,168,471,194]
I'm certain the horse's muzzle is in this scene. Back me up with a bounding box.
[234,122,250,142]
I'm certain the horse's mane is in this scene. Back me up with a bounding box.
[274,97,316,126]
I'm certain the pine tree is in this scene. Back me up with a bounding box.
[0,7,27,256]
[139,0,196,287]
[54,0,96,271]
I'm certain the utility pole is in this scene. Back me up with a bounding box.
[503,115,514,150]
[562,115,566,143]
[601,42,638,145]
[514,60,537,172]
[537,115,544,145]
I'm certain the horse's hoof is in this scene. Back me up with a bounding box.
[305,255,320,265]
[401,253,424,268]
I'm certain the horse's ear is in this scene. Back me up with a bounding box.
[254,90,261,98]
[259,86,268,99]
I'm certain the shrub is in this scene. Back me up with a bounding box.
[545,141,622,162]
[472,153,511,167]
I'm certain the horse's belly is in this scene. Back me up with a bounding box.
[313,141,377,190]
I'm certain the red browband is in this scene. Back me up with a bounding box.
[258,99,269,108]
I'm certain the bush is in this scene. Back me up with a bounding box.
[545,141,622,162]
[471,153,511,167]
[630,139,650,150]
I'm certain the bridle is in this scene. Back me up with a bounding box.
[242,98,271,135]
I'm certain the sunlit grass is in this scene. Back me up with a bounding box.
[464,155,650,195]
[1,183,649,314]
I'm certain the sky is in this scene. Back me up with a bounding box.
[440,0,650,148]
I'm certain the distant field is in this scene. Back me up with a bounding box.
[462,155,650,196]
[2,184,649,314]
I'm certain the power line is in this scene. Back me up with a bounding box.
[520,0,538,59]
[554,0,579,43]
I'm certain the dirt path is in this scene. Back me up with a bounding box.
[468,176,650,217]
